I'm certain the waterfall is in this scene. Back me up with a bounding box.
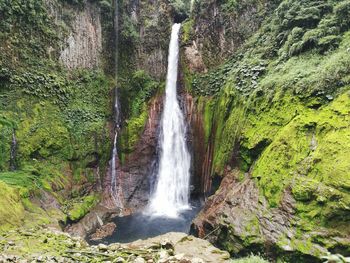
[110,88,123,208]
[148,23,191,218]
[108,0,123,209]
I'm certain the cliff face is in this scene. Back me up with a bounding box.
[118,0,174,80]
[58,1,103,69]
[0,0,113,230]
[189,0,276,68]
[1,0,350,261]
[181,0,350,261]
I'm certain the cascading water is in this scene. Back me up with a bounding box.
[109,0,123,209]
[90,24,202,244]
[110,88,124,208]
[148,23,191,218]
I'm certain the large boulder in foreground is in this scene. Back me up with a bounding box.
[191,170,350,262]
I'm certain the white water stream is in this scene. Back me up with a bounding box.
[147,23,191,218]
[110,88,123,208]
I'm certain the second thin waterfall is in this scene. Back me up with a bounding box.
[148,23,191,218]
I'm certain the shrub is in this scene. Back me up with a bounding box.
[335,1,350,31]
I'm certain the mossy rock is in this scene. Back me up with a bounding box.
[0,181,25,231]
[67,195,100,222]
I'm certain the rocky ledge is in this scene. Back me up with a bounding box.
[0,228,230,263]
[191,170,350,262]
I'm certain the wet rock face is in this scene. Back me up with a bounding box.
[102,95,163,213]
[104,91,210,213]
[45,0,103,69]
[119,95,163,213]
[191,171,310,259]
[183,45,207,74]
[44,0,103,69]
[183,93,212,196]
[191,170,350,261]
[111,90,213,212]
[51,1,102,69]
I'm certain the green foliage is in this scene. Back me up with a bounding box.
[121,104,149,153]
[250,91,350,214]
[169,0,189,20]
[119,70,160,153]
[0,0,112,229]
[61,0,85,6]
[0,170,40,190]
[128,70,159,116]
[66,194,99,222]
[120,13,139,44]
[98,0,112,12]
[0,0,60,68]
[182,19,194,43]
[192,63,232,96]
[221,0,265,13]
[189,0,350,258]
[265,0,350,59]
[16,102,71,160]
[0,181,25,231]
[335,0,350,31]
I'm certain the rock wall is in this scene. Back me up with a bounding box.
[119,0,174,79]
[182,0,350,261]
[118,95,163,213]
[191,171,301,259]
[58,2,103,69]
[0,0,113,232]
[189,0,276,68]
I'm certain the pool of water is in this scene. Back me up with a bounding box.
[91,199,203,244]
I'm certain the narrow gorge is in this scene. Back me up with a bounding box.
[0,0,349,262]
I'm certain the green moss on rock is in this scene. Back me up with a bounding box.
[67,195,99,222]
[0,182,25,231]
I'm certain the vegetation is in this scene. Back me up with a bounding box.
[183,0,350,259]
[65,195,100,222]
[0,0,113,229]
[1,0,350,261]
[119,70,161,155]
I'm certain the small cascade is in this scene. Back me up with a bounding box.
[147,23,191,218]
[108,0,123,209]
[110,88,124,209]
[9,129,17,171]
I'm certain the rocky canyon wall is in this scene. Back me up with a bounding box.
[181,0,350,261]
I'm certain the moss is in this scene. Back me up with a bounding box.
[119,70,161,155]
[248,90,349,208]
[182,19,194,43]
[209,86,248,174]
[15,102,71,160]
[241,216,263,247]
[120,103,149,153]
[196,97,216,145]
[0,227,85,258]
[67,194,100,222]
[0,181,25,230]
